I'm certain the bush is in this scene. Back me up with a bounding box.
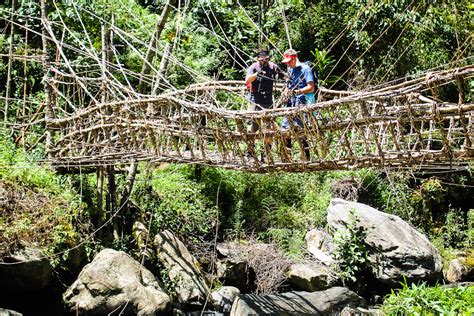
[132,165,217,241]
[443,207,467,248]
[332,209,369,285]
[381,281,474,315]
[361,171,419,224]
[190,167,377,258]
[0,134,84,266]
[198,167,324,236]
[267,228,306,260]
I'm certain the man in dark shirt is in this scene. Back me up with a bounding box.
[245,50,282,162]
[245,50,280,111]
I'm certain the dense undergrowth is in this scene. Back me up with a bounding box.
[380,280,474,315]
[0,133,85,266]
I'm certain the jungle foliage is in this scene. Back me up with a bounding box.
[1,0,472,112]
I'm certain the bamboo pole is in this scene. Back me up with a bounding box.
[4,0,15,125]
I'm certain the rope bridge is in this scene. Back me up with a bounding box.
[46,65,474,172]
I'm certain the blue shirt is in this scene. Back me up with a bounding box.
[287,61,315,104]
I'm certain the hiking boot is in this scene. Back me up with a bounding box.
[302,139,310,161]
[304,148,310,161]
[246,152,256,163]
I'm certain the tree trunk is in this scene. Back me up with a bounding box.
[116,161,138,238]
[96,167,104,237]
[138,0,174,93]
[106,165,117,239]
[40,0,55,158]
[152,42,171,95]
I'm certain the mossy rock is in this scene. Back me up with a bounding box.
[461,250,474,268]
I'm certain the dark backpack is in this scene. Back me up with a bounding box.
[248,62,278,94]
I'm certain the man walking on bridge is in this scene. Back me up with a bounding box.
[246,49,281,110]
[245,49,282,161]
[281,48,316,161]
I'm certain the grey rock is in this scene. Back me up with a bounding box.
[216,243,239,258]
[305,229,336,265]
[63,248,170,315]
[216,258,248,289]
[211,286,240,313]
[340,306,381,315]
[216,243,256,290]
[327,198,443,285]
[445,258,474,283]
[0,308,22,316]
[0,247,52,292]
[230,287,367,316]
[154,230,210,305]
[288,262,340,291]
[186,311,224,316]
[216,242,273,258]
[216,242,288,291]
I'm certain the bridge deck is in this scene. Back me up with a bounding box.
[45,66,474,172]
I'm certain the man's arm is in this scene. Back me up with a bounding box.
[245,71,259,85]
[296,66,315,94]
[296,81,315,95]
[245,64,263,85]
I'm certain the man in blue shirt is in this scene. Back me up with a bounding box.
[281,48,316,161]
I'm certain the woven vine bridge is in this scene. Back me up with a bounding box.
[47,65,474,172]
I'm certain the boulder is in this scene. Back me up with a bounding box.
[0,247,52,292]
[215,243,252,290]
[154,230,210,305]
[216,243,240,258]
[230,287,366,316]
[63,248,170,315]
[216,243,247,273]
[288,262,340,291]
[340,306,380,315]
[216,242,275,258]
[305,229,336,265]
[216,242,248,287]
[211,286,240,313]
[0,308,22,316]
[216,258,248,290]
[327,198,443,285]
[216,242,290,293]
[446,258,474,283]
